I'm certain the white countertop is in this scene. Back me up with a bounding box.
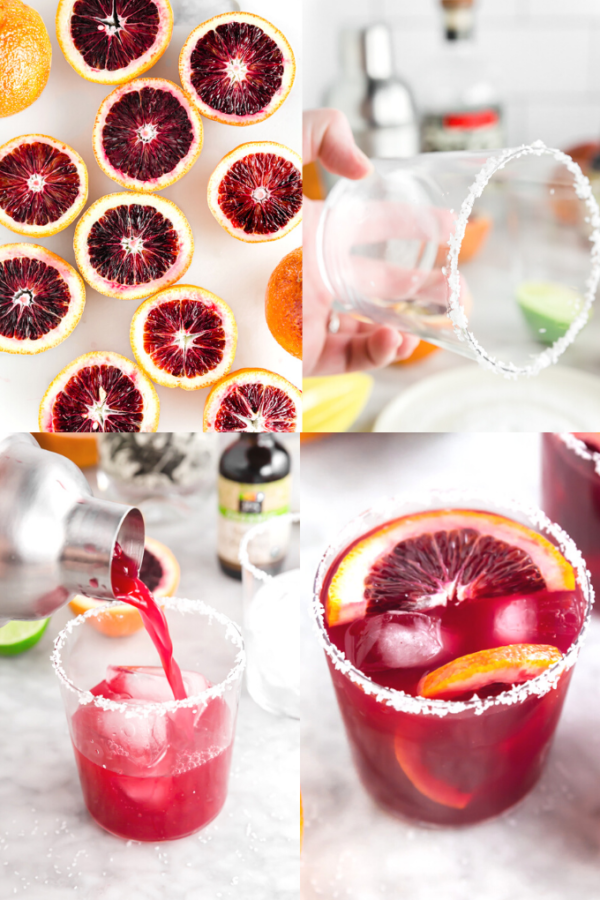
[0,441,300,899]
[300,433,600,899]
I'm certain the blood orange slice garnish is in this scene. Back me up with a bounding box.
[203,367,301,432]
[0,135,88,237]
[418,643,562,700]
[73,192,193,300]
[326,510,575,627]
[56,0,173,85]
[394,735,473,810]
[130,284,237,390]
[0,244,85,354]
[93,77,203,192]
[69,535,179,636]
[39,350,160,432]
[207,141,302,242]
[179,12,295,127]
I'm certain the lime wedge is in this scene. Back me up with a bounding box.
[0,618,50,656]
[517,281,588,345]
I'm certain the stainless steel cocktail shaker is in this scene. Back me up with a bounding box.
[0,434,145,620]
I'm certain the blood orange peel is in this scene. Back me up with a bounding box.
[326,510,576,627]
[69,535,179,637]
[394,735,473,810]
[0,134,88,237]
[179,11,295,127]
[73,192,193,300]
[207,141,302,242]
[203,367,301,433]
[39,350,160,432]
[0,0,52,118]
[93,77,203,192]
[265,247,302,359]
[419,644,563,701]
[56,0,173,85]
[0,243,85,354]
[130,284,237,390]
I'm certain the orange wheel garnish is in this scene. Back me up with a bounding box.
[265,247,302,360]
[0,0,51,118]
[419,644,562,700]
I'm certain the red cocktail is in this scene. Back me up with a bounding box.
[313,492,591,826]
[541,433,600,601]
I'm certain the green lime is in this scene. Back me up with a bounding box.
[0,618,50,656]
[517,281,589,345]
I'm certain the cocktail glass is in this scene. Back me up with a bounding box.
[240,512,299,718]
[542,433,600,604]
[316,144,600,377]
[52,598,245,841]
[311,489,592,826]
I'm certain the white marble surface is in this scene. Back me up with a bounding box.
[0,436,300,899]
[300,434,600,899]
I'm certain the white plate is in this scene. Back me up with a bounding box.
[373,364,600,432]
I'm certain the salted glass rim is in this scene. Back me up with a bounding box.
[557,432,600,475]
[311,489,593,718]
[51,596,246,717]
[239,511,300,584]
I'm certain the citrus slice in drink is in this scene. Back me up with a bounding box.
[394,735,473,810]
[325,510,575,626]
[419,643,562,700]
[69,536,179,637]
[516,281,587,345]
[0,618,50,655]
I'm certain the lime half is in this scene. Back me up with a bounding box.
[0,618,50,656]
[517,281,588,345]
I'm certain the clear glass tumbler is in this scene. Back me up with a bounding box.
[52,598,245,841]
[317,143,600,377]
[312,490,592,825]
[240,512,299,718]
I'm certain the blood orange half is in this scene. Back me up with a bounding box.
[39,350,159,432]
[130,284,237,390]
[56,0,173,85]
[326,510,576,627]
[203,367,301,432]
[93,77,203,192]
[73,192,193,300]
[0,244,85,354]
[179,12,295,127]
[0,135,88,237]
[207,142,302,242]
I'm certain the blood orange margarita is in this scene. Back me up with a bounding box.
[313,492,591,826]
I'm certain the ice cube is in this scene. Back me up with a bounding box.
[494,597,538,645]
[102,665,209,702]
[72,703,170,776]
[345,612,445,673]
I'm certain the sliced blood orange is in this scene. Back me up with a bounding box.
[203,367,301,432]
[0,244,85,354]
[0,135,88,237]
[326,510,575,627]
[179,12,295,127]
[56,0,173,85]
[69,536,179,636]
[130,284,237,390]
[39,350,159,432]
[73,192,193,300]
[92,77,203,192]
[419,644,562,700]
[394,735,473,810]
[207,141,302,243]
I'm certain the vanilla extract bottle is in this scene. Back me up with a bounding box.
[217,435,291,580]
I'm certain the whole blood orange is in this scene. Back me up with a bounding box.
[207,142,302,242]
[0,244,85,354]
[265,247,302,360]
[130,284,237,390]
[0,0,52,117]
[56,0,173,85]
[203,367,301,432]
[179,12,295,127]
[34,433,98,467]
[39,350,160,432]
[0,135,88,237]
[73,192,193,300]
[93,77,203,192]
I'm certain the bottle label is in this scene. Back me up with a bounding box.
[217,475,291,567]
[421,107,503,152]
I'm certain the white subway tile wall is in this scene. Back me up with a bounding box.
[304,0,600,149]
